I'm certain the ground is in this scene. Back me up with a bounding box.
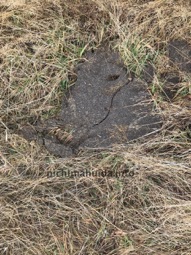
[0,1,191,255]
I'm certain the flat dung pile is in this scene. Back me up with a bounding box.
[22,49,162,157]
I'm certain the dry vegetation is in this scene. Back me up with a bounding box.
[1,0,191,254]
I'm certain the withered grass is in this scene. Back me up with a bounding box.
[1,0,191,254]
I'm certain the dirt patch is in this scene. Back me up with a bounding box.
[141,63,155,84]
[168,39,191,72]
[161,39,191,100]
[21,49,162,157]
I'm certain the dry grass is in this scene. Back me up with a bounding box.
[1,0,191,254]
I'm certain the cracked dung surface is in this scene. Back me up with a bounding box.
[21,49,162,157]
